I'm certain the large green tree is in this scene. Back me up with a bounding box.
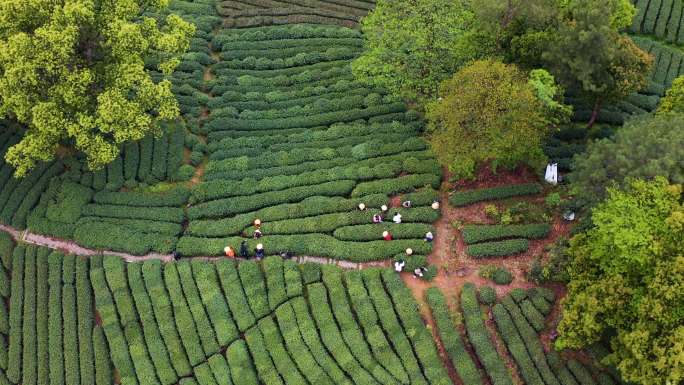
[570,114,684,207]
[543,0,651,127]
[0,0,195,177]
[556,177,684,385]
[427,60,561,179]
[351,0,480,105]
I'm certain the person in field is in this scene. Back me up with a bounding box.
[383,231,393,241]
[431,201,440,210]
[255,243,265,260]
[253,229,262,239]
[373,214,383,223]
[425,231,434,242]
[240,240,249,258]
[394,259,405,272]
[224,246,235,258]
[402,200,412,208]
[393,212,402,223]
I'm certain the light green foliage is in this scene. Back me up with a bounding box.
[428,60,550,179]
[657,75,684,114]
[351,0,477,103]
[557,178,684,385]
[0,0,195,176]
[570,114,684,207]
[527,69,572,126]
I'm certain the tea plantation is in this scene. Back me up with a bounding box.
[0,0,671,384]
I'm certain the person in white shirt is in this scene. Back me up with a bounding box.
[394,259,405,272]
[393,212,402,224]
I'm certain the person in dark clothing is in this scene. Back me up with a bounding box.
[240,240,249,258]
[255,243,265,260]
[172,251,181,261]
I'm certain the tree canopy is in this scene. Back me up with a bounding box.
[543,0,651,127]
[0,0,195,177]
[351,0,479,105]
[426,60,558,180]
[556,177,684,385]
[570,114,684,207]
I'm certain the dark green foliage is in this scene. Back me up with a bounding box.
[462,224,550,244]
[381,270,452,385]
[567,360,597,385]
[215,259,255,332]
[93,326,113,385]
[7,246,25,384]
[0,231,13,269]
[237,260,270,319]
[127,263,178,385]
[208,354,233,385]
[92,187,189,207]
[460,283,513,385]
[142,261,192,376]
[244,326,284,385]
[492,268,513,285]
[527,288,553,315]
[76,258,95,385]
[479,286,497,305]
[492,303,545,385]
[450,184,542,207]
[48,252,64,385]
[175,261,220,356]
[63,284,80,385]
[191,261,238,346]
[258,317,309,385]
[301,262,321,284]
[35,250,48,385]
[160,262,205,366]
[22,247,37,385]
[425,288,483,385]
[262,256,287,310]
[283,260,302,298]
[467,239,529,258]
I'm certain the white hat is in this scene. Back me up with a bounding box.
[431,201,440,210]
[358,203,366,210]
[381,205,388,211]
[256,243,263,250]
[224,246,232,253]
[382,231,389,237]
[405,248,413,255]
[254,219,261,225]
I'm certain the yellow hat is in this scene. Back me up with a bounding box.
[406,248,413,255]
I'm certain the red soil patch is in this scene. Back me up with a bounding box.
[451,164,538,191]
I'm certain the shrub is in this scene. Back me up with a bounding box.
[174,261,220,356]
[426,287,483,385]
[21,248,37,385]
[237,261,270,319]
[462,224,550,244]
[492,268,513,285]
[126,263,177,385]
[273,302,336,385]
[141,261,192,375]
[190,261,238,346]
[450,184,542,207]
[93,187,189,207]
[159,263,205,366]
[479,286,497,305]
[300,262,321,284]
[214,259,256,332]
[93,326,113,385]
[361,269,427,385]
[460,283,513,385]
[283,260,302,298]
[0,231,14,269]
[225,340,258,385]
[351,173,440,197]
[467,239,529,258]
[177,234,432,262]
[492,304,545,385]
[47,252,64,385]
[263,256,287,310]
[7,246,25,384]
[333,223,433,241]
[76,258,95,385]
[510,288,527,302]
[244,327,283,385]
